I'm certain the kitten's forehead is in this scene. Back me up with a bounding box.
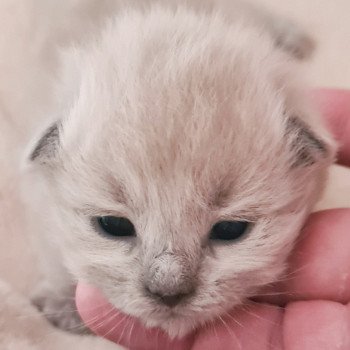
[64,6,289,143]
[58,9,300,214]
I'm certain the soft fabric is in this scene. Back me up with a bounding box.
[0,279,121,350]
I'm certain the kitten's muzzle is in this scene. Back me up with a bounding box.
[143,251,197,307]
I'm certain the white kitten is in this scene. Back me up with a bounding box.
[22,0,335,338]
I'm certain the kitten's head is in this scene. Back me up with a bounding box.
[25,7,334,337]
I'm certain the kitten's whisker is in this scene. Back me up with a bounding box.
[223,311,244,328]
[98,313,122,339]
[116,315,132,344]
[79,310,112,330]
[251,291,294,297]
[218,315,242,350]
[242,305,280,326]
[281,263,312,278]
[126,318,136,348]
[211,319,220,344]
[247,299,285,310]
[203,318,220,347]
[91,308,122,332]
[154,327,160,350]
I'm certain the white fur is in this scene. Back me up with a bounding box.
[22,1,335,338]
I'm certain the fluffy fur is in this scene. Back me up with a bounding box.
[22,1,335,339]
[0,279,121,350]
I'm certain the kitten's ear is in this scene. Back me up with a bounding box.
[287,116,334,167]
[271,21,314,60]
[29,122,61,165]
[246,3,314,59]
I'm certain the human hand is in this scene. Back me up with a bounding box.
[76,88,350,350]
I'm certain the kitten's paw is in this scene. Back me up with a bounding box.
[31,290,88,334]
[273,21,315,59]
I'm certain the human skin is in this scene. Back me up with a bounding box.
[76,88,350,350]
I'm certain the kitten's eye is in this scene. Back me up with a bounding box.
[95,216,135,237]
[210,221,249,241]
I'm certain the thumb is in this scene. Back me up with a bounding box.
[76,283,195,350]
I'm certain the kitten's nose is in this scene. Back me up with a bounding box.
[145,287,189,307]
[144,251,198,307]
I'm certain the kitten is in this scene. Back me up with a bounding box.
[22,0,335,338]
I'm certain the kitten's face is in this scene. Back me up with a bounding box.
[28,9,333,337]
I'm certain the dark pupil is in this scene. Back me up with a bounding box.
[98,216,135,237]
[210,221,249,241]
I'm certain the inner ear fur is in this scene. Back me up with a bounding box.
[29,122,60,165]
[287,116,330,167]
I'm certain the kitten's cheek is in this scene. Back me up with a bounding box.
[75,283,194,350]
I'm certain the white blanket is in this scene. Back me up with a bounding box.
[0,279,121,349]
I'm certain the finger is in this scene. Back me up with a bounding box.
[77,282,350,350]
[312,88,350,166]
[192,304,283,350]
[283,209,350,303]
[284,300,350,350]
[193,301,350,350]
[261,209,350,304]
[76,283,194,350]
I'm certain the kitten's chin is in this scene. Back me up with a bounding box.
[144,316,196,339]
[135,306,226,339]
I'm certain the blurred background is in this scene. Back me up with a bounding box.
[0,0,349,348]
